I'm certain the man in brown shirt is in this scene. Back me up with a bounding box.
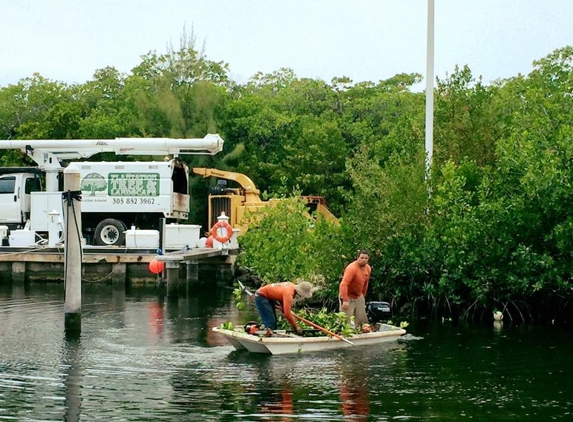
[339,250,371,327]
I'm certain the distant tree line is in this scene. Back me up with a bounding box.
[1,33,572,323]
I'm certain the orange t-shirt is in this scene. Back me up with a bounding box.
[258,282,297,327]
[339,261,371,301]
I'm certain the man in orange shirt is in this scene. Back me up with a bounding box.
[339,250,371,327]
[254,281,313,336]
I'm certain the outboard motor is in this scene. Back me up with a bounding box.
[366,301,392,323]
[244,321,261,335]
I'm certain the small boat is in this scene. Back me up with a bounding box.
[212,324,407,355]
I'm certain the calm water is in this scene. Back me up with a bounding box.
[0,281,572,421]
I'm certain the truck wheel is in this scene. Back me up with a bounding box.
[94,219,126,246]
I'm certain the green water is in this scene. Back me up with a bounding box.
[0,281,571,421]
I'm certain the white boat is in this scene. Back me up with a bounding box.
[212,324,407,355]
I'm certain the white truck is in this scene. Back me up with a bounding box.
[0,135,224,246]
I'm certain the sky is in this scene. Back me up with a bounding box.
[1,0,572,89]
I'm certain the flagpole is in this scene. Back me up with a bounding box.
[425,0,435,183]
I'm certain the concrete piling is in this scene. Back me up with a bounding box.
[111,263,127,286]
[162,257,182,297]
[63,164,82,333]
[12,262,26,283]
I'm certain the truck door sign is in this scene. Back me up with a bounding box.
[107,173,160,197]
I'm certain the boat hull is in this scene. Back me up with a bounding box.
[212,325,406,355]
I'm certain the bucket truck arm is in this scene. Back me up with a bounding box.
[0,134,224,171]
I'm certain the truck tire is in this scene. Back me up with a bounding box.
[94,218,126,246]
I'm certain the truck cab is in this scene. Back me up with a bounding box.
[0,169,42,229]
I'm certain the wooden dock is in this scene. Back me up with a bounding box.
[0,245,237,286]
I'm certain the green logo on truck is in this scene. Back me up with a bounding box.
[80,172,160,196]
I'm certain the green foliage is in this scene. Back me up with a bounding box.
[0,74,83,140]
[233,287,245,311]
[219,321,235,330]
[276,308,356,337]
[218,70,372,215]
[1,34,572,323]
[127,31,229,138]
[434,65,501,169]
[237,196,344,290]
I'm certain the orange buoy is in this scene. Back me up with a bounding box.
[148,258,164,274]
[205,236,214,248]
[211,221,233,243]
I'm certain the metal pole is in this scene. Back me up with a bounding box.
[64,164,82,333]
[425,0,435,182]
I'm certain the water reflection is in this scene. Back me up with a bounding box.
[148,299,164,340]
[62,333,82,422]
[259,389,293,421]
[339,363,370,418]
[211,343,407,421]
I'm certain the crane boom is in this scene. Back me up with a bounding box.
[192,167,260,196]
[0,134,224,170]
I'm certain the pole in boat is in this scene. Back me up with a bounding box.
[63,164,82,333]
[237,280,253,297]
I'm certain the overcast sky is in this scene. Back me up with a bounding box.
[1,0,572,88]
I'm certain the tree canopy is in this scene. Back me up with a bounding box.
[2,38,572,323]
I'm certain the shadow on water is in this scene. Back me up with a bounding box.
[1,279,573,421]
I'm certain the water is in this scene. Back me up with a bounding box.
[1,281,572,421]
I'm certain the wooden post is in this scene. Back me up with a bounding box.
[63,164,82,333]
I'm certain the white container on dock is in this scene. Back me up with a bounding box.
[9,229,36,247]
[164,223,201,249]
[125,229,159,248]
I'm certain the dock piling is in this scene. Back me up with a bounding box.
[63,164,82,334]
[111,263,127,286]
[12,262,26,283]
[165,259,181,297]
[186,259,199,286]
